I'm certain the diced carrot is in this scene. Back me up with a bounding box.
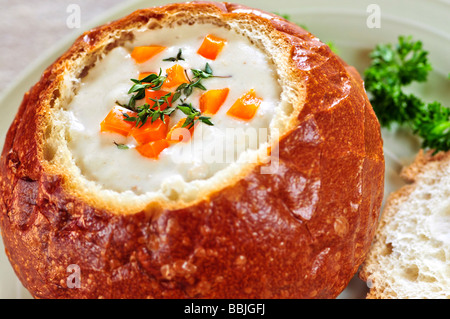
[226,89,262,121]
[135,139,169,159]
[131,45,166,64]
[162,64,189,89]
[100,105,137,136]
[145,89,173,110]
[197,34,227,60]
[131,115,170,145]
[166,118,196,143]
[139,72,155,81]
[199,88,229,115]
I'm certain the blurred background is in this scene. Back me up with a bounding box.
[1,0,448,96]
[0,0,125,93]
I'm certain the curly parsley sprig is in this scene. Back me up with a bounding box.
[365,35,450,153]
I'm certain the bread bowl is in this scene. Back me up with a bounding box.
[0,1,384,299]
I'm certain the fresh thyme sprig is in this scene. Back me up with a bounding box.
[192,62,232,81]
[119,61,230,131]
[192,62,214,79]
[177,101,213,129]
[114,141,129,150]
[120,94,176,128]
[163,48,185,62]
[124,69,167,111]
[172,63,231,102]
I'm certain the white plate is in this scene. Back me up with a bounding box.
[0,0,449,299]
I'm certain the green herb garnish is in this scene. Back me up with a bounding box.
[171,63,230,104]
[124,69,167,110]
[119,59,230,131]
[191,62,214,79]
[122,104,176,128]
[114,142,129,150]
[365,35,450,153]
[177,101,213,129]
[163,48,185,62]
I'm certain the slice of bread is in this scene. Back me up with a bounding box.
[360,150,450,299]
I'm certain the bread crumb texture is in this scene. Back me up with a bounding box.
[361,150,450,299]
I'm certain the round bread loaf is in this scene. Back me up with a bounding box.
[0,2,384,298]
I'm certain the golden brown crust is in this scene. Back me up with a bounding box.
[0,2,384,298]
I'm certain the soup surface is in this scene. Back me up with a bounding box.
[66,24,281,194]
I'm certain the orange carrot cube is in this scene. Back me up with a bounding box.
[197,34,227,60]
[100,105,137,136]
[131,45,166,64]
[166,118,196,143]
[199,88,229,115]
[131,115,170,145]
[145,89,173,110]
[135,139,169,159]
[162,64,189,89]
[226,89,262,121]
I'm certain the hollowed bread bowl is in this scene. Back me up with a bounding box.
[0,2,384,298]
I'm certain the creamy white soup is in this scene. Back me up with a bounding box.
[65,24,281,194]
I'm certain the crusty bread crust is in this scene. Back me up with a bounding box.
[0,2,384,298]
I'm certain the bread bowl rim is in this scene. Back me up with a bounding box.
[33,2,307,215]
